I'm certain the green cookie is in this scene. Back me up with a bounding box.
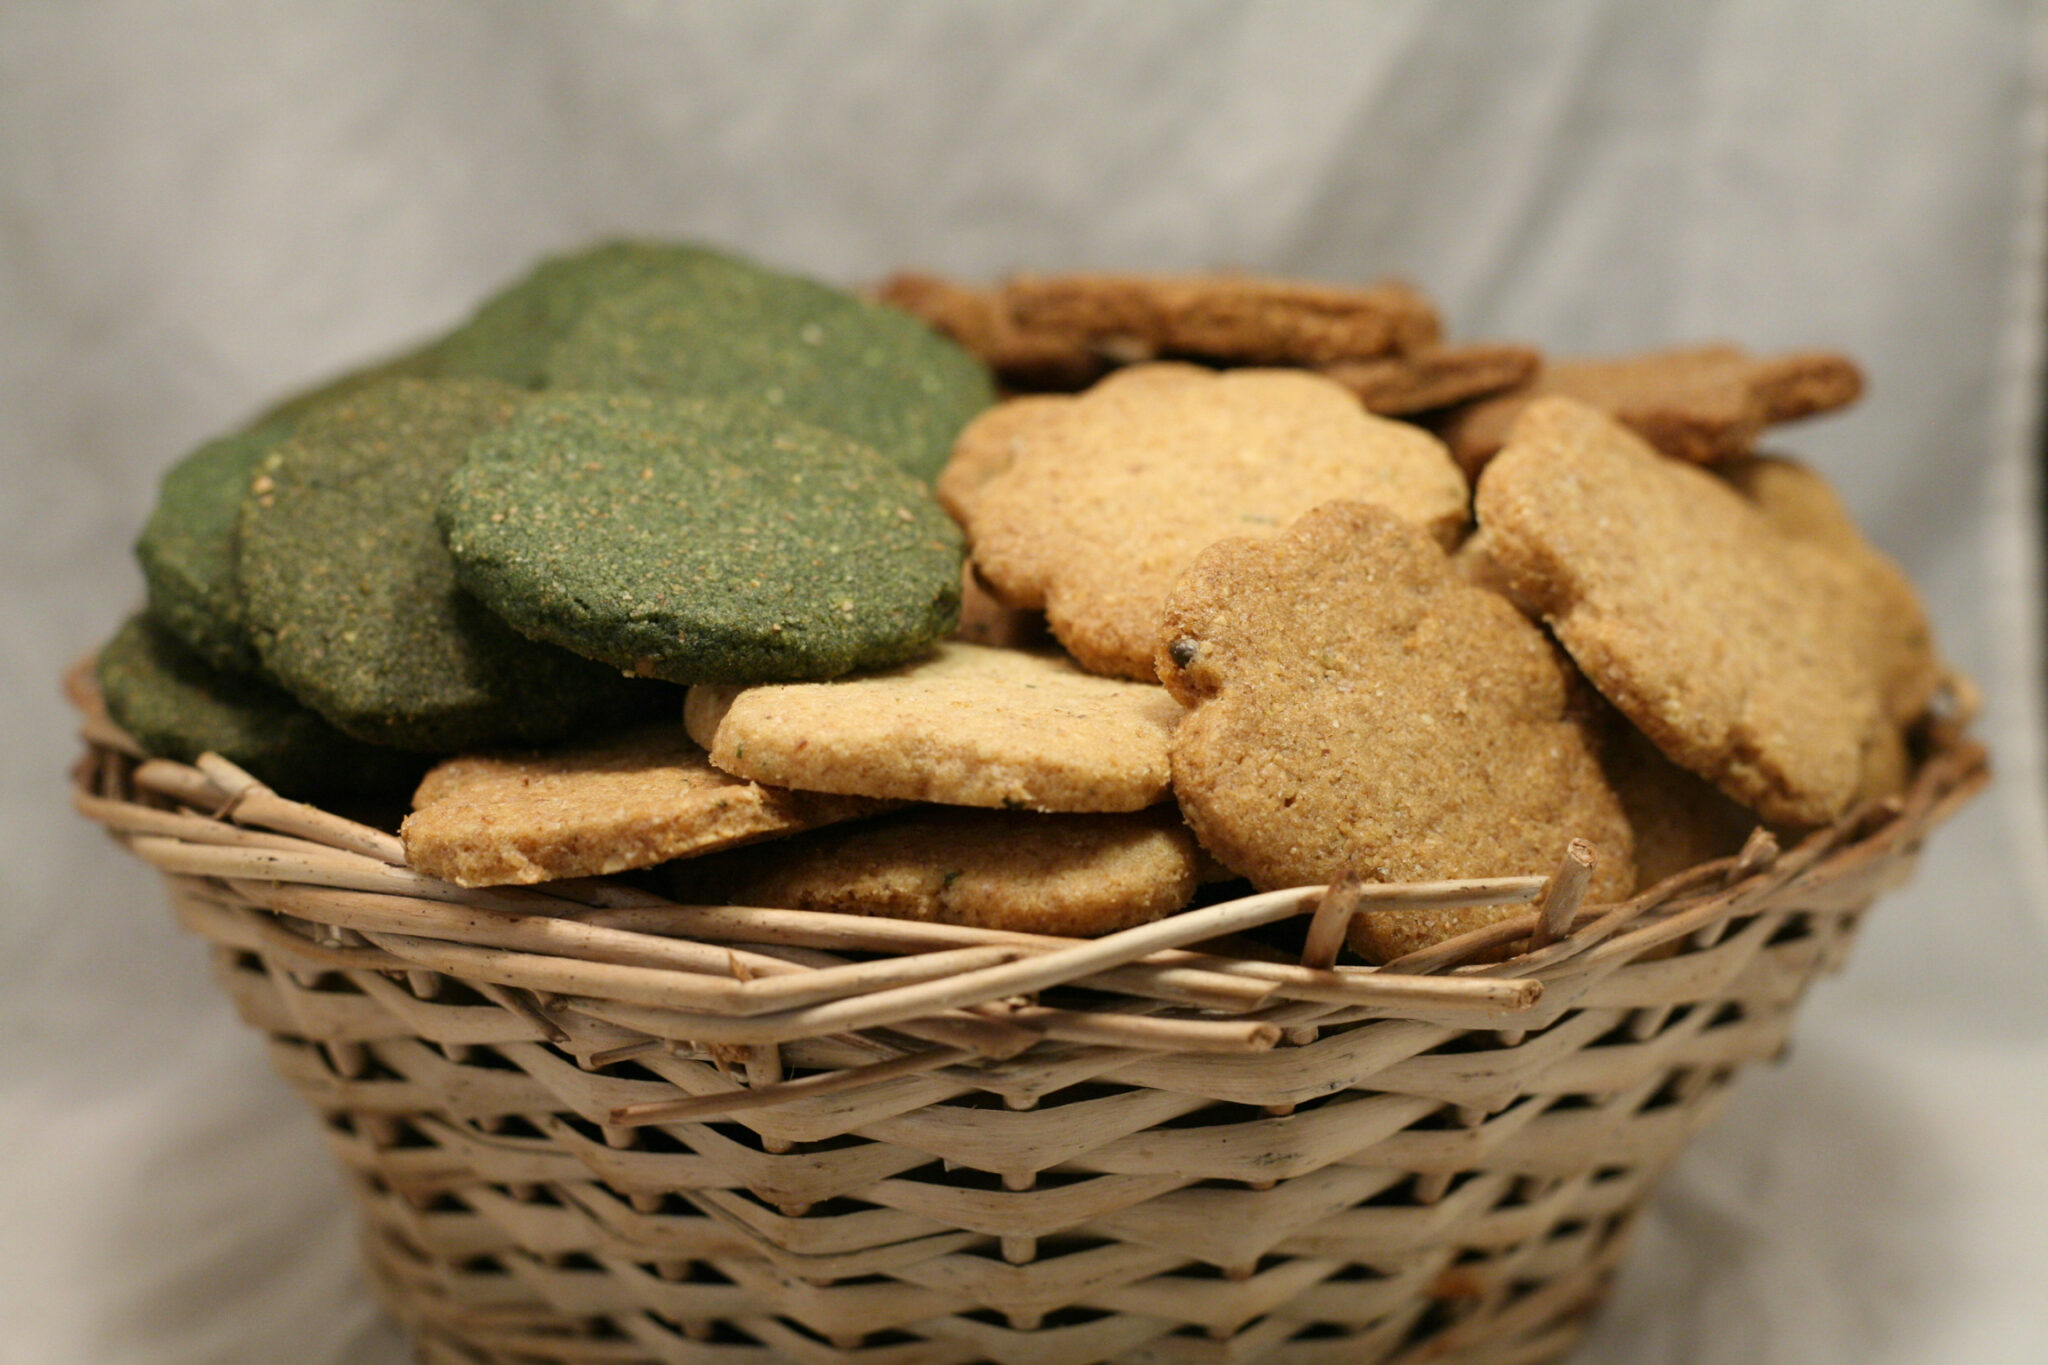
[431,239,736,389]
[136,343,450,675]
[441,392,965,684]
[542,253,993,481]
[97,614,424,800]
[237,377,670,751]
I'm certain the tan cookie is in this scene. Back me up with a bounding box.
[1002,271,1442,366]
[934,393,1077,523]
[401,725,887,887]
[874,271,1108,390]
[962,364,1470,679]
[953,562,1048,650]
[1439,344,1864,474]
[1474,397,1901,827]
[685,641,1183,812]
[1605,722,1762,890]
[1319,341,1540,416]
[672,805,1200,936]
[1720,453,1943,726]
[1157,499,1634,965]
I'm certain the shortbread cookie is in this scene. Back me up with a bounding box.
[685,642,1182,812]
[1318,342,1540,416]
[401,725,887,887]
[544,256,994,481]
[934,394,1074,523]
[672,805,1200,936]
[1158,500,1634,965]
[962,365,1470,679]
[1475,397,1898,826]
[442,392,964,684]
[237,378,663,751]
[1002,271,1442,366]
[1720,453,1942,725]
[1438,344,1863,474]
[96,614,421,799]
[876,272,1109,391]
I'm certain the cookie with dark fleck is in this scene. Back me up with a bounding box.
[441,391,964,685]
[95,614,422,799]
[401,724,888,887]
[544,254,993,481]
[672,804,1199,936]
[237,377,664,752]
[960,364,1469,679]
[1156,499,1634,963]
[1438,344,1864,475]
[1475,397,1900,826]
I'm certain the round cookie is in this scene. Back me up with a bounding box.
[135,416,294,675]
[684,642,1183,812]
[401,725,889,887]
[958,364,1471,680]
[440,392,964,685]
[1156,500,1635,964]
[96,614,422,799]
[237,377,666,752]
[671,805,1200,936]
[543,253,994,481]
[430,239,734,389]
[1474,397,1903,827]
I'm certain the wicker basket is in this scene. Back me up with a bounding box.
[69,672,1986,1365]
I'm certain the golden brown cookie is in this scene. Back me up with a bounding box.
[401,725,888,887]
[1475,397,1900,827]
[934,393,1076,524]
[1720,453,1942,727]
[685,642,1183,812]
[1002,271,1442,367]
[962,364,1470,679]
[874,271,1108,391]
[1319,341,1540,416]
[1439,344,1864,474]
[672,805,1200,936]
[1604,722,1762,890]
[1157,499,1634,964]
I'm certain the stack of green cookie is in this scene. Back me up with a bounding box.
[104,240,990,798]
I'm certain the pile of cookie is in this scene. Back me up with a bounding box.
[101,241,1943,964]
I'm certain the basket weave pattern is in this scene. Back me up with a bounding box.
[72,710,1986,1365]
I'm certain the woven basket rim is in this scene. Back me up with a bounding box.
[67,653,1990,1126]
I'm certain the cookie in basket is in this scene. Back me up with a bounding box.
[1438,342,1863,474]
[95,614,423,799]
[543,254,994,481]
[672,804,1200,936]
[957,364,1469,679]
[1156,499,1634,964]
[1473,396,1904,826]
[401,724,889,887]
[684,641,1182,812]
[1721,452,1943,725]
[236,377,666,752]
[440,391,964,684]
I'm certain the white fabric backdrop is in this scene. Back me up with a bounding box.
[3,3,2046,1362]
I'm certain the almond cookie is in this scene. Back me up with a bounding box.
[1318,341,1540,416]
[402,725,887,887]
[1157,500,1634,964]
[1438,344,1863,474]
[685,641,1182,812]
[961,365,1470,679]
[1002,271,1442,367]
[1474,397,1900,827]
[671,805,1199,936]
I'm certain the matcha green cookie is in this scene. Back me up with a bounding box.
[430,239,734,389]
[238,377,667,751]
[441,392,964,685]
[96,614,422,799]
[543,253,993,481]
